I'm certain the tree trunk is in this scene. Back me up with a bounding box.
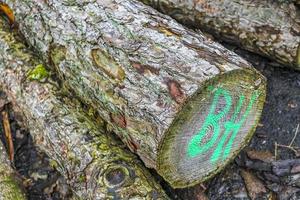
[0,142,26,200]
[140,0,300,69]
[0,17,169,199]
[4,0,266,188]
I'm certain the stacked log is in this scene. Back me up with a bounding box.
[140,0,300,69]
[0,16,169,199]
[3,0,267,188]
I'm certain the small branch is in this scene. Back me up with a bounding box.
[274,124,300,159]
[200,183,207,191]
[276,144,298,155]
[289,123,299,147]
[2,108,14,162]
[275,142,278,160]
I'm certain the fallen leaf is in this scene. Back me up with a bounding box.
[241,170,267,200]
[0,3,15,25]
[291,163,300,173]
[246,149,274,163]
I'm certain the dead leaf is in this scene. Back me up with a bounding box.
[291,164,300,173]
[241,170,267,200]
[268,192,277,200]
[0,3,15,25]
[246,149,274,163]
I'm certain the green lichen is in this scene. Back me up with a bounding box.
[27,64,49,81]
[49,159,58,169]
[78,174,86,183]
[0,176,26,200]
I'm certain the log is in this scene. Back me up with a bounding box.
[277,0,300,4]
[0,141,26,200]
[0,16,169,199]
[139,0,300,69]
[279,0,300,5]
[4,0,266,188]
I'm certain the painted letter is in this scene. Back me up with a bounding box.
[187,87,259,163]
[187,88,232,158]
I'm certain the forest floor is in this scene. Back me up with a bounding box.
[0,42,300,200]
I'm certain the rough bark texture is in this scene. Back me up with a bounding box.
[0,142,26,200]
[4,0,266,187]
[277,0,299,4]
[0,17,169,199]
[140,0,300,69]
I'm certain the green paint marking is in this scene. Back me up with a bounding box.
[187,88,232,157]
[221,91,258,160]
[187,87,259,163]
[210,94,245,163]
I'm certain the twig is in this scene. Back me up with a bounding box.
[274,124,300,159]
[2,108,14,162]
[200,183,207,191]
[274,142,277,160]
[289,123,299,147]
[276,144,298,155]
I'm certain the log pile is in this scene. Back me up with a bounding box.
[0,16,168,199]
[2,0,266,188]
[6,0,300,197]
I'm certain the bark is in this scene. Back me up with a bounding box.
[280,0,300,5]
[277,0,299,4]
[140,0,300,69]
[4,0,266,188]
[0,142,26,200]
[0,17,168,199]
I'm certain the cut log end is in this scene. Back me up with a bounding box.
[157,68,266,188]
